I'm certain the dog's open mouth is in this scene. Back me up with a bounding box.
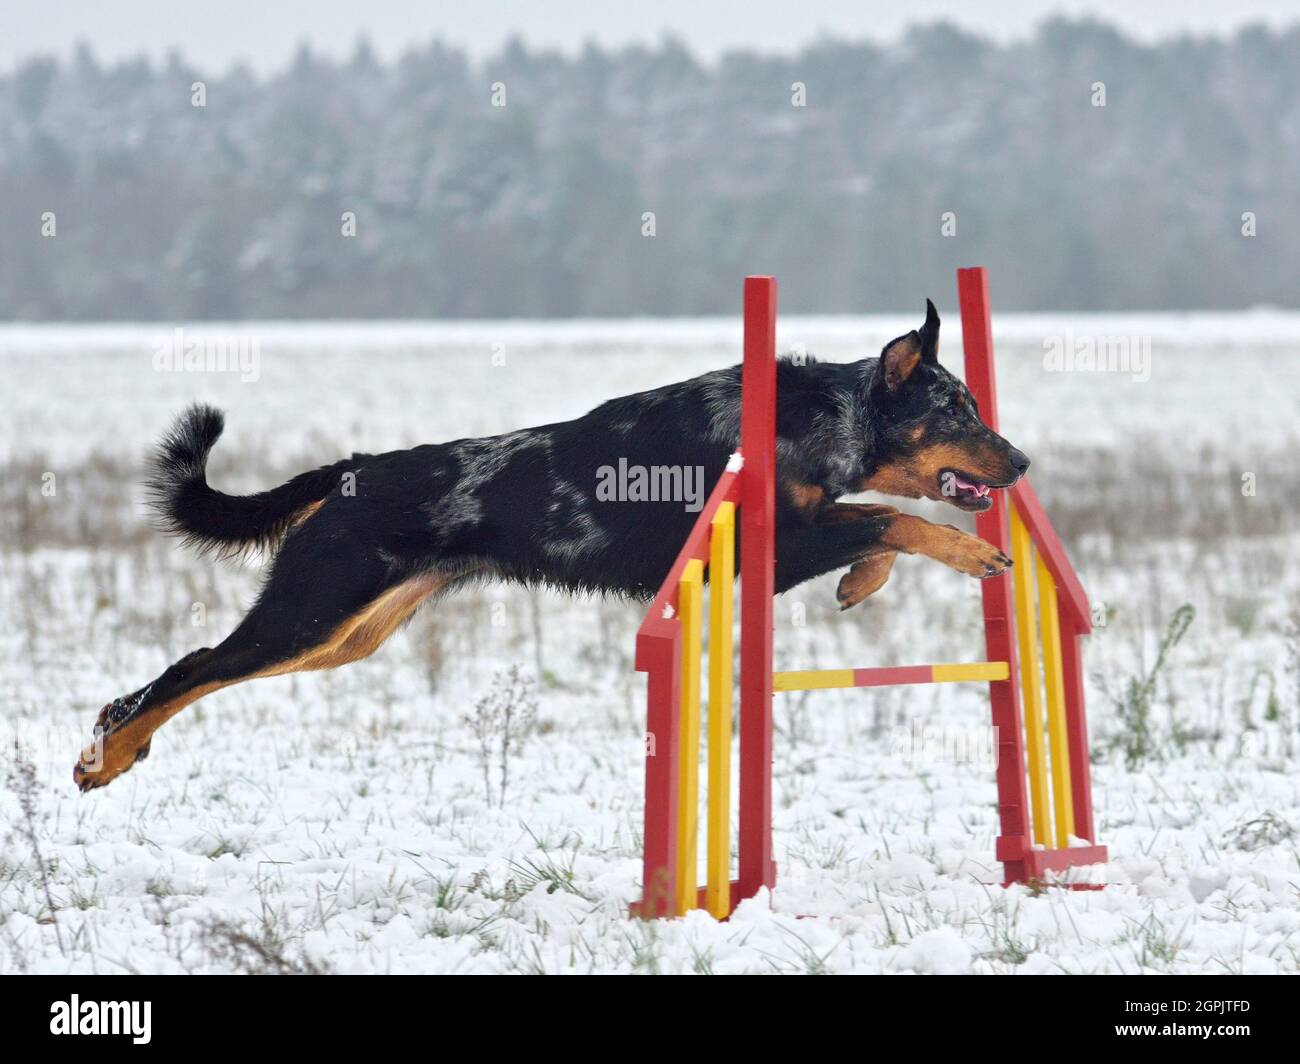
[940,469,994,511]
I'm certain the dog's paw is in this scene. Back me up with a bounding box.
[73,695,154,792]
[836,552,898,610]
[942,533,1012,579]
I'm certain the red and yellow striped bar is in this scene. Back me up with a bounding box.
[1037,551,1075,848]
[705,503,735,919]
[1010,505,1052,847]
[773,661,1008,692]
[675,559,703,916]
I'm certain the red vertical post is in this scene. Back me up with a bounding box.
[957,266,1030,885]
[637,630,681,917]
[738,276,777,902]
[1060,629,1097,843]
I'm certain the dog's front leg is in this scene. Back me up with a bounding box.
[873,510,1012,579]
[774,503,1012,607]
[825,503,1011,578]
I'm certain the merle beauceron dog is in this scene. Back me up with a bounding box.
[74,300,1028,791]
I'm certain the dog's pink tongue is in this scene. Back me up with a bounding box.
[951,473,987,496]
[953,474,990,497]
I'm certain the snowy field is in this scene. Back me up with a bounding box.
[2,311,1299,974]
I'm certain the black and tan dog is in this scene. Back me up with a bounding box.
[74,301,1027,790]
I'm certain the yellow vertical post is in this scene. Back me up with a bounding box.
[1010,506,1052,847]
[676,559,704,916]
[1037,554,1076,848]
[705,503,735,919]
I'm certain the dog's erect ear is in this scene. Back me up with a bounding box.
[881,331,922,392]
[918,299,940,363]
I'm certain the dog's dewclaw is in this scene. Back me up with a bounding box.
[836,552,897,609]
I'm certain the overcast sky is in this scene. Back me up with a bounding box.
[6,0,1300,73]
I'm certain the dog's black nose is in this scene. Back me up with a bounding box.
[1008,448,1031,477]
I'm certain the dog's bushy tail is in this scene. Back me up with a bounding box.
[146,404,353,557]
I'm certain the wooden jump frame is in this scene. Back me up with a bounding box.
[632,268,1107,919]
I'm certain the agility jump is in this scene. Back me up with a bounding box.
[633,267,1107,919]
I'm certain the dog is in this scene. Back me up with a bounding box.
[73,300,1027,791]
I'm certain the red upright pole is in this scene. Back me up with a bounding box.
[738,276,777,902]
[637,630,681,917]
[1060,630,1096,842]
[957,267,1030,885]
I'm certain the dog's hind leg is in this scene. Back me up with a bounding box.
[74,516,470,791]
[73,569,461,790]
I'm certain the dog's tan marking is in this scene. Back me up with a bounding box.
[289,498,326,530]
[260,570,456,674]
[784,481,825,519]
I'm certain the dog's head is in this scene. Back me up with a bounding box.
[859,300,1029,511]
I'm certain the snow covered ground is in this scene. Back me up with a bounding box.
[2,313,1298,973]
